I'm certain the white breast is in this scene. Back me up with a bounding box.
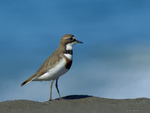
[33,58,68,81]
[64,53,72,60]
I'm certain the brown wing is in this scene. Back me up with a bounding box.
[21,48,63,86]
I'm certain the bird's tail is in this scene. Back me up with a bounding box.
[21,74,36,86]
[21,79,31,86]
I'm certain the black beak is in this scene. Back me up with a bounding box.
[76,40,83,44]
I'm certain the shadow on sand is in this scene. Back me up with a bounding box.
[55,95,93,100]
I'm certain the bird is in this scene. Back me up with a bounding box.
[21,34,83,101]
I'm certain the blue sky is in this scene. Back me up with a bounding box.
[1,0,150,102]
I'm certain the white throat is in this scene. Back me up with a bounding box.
[66,42,77,50]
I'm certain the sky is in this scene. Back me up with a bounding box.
[1,0,150,102]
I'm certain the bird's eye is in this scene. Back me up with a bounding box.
[69,37,74,41]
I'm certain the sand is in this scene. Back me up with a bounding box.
[0,95,150,113]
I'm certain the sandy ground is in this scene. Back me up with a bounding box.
[0,95,150,113]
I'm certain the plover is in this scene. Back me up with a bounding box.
[21,34,83,101]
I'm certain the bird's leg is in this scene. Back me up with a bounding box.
[55,78,62,99]
[49,79,54,101]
